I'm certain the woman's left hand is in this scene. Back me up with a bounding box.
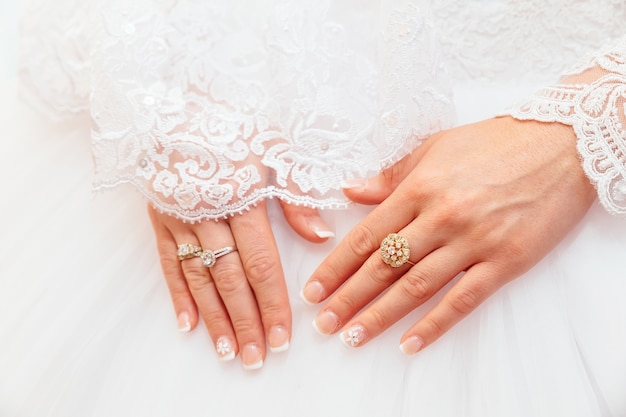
[301,116,597,353]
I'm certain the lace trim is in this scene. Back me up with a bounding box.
[88,0,454,221]
[504,38,626,215]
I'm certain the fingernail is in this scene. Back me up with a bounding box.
[307,216,335,239]
[399,335,424,355]
[341,178,368,190]
[339,324,367,348]
[215,336,236,361]
[307,217,335,239]
[300,281,324,305]
[242,343,263,370]
[269,326,290,353]
[177,312,191,332]
[313,310,340,335]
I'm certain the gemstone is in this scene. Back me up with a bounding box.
[380,233,410,267]
[201,250,216,267]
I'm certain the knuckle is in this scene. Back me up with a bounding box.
[400,271,433,302]
[212,265,246,295]
[382,163,403,187]
[231,316,260,337]
[431,201,464,230]
[333,291,360,316]
[448,285,484,316]
[257,299,287,320]
[363,260,395,287]
[368,307,390,331]
[202,308,228,330]
[423,316,445,338]
[346,224,378,258]
[182,263,212,290]
[160,255,181,277]
[242,249,279,285]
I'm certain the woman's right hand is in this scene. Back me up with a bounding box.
[148,200,333,370]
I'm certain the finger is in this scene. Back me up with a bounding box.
[230,202,292,354]
[399,262,503,355]
[180,255,239,362]
[147,205,199,333]
[302,189,419,305]
[311,219,446,334]
[279,200,335,243]
[194,220,267,370]
[343,138,434,205]
[336,246,470,348]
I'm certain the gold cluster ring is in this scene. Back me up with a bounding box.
[380,233,415,267]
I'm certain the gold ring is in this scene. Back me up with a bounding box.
[380,233,414,267]
[177,243,203,260]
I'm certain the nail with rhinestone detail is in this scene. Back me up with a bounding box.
[339,324,367,348]
[215,336,235,361]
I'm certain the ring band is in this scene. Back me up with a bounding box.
[380,233,414,267]
[178,243,203,260]
[200,246,237,267]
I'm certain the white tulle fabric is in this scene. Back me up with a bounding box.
[20,0,454,221]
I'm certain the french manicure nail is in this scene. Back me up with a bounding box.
[269,326,290,353]
[341,178,368,190]
[215,336,235,361]
[177,312,191,332]
[300,281,325,305]
[399,335,424,355]
[340,324,367,348]
[313,310,340,335]
[242,343,263,370]
[313,227,335,239]
[308,217,335,239]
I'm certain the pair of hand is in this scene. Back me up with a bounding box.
[150,116,596,367]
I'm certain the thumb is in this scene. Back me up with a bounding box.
[343,139,433,205]
[279,201,335,243]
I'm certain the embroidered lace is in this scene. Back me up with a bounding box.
[504,36,626,215]
[18,0,626,219]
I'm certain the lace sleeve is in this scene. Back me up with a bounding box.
[84,0,455,221]
[503,36,626,215]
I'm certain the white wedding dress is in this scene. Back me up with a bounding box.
[1,1,625,416]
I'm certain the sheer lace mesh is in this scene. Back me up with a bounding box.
[504,36,626,215]
[21,0,454,221]
[18,0,626,218]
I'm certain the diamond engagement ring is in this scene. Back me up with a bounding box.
[200,246,237,267]
[178,244,203,260]
[380,233,415,267]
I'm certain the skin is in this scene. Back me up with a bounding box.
[303,116,597,353]
[149,199,331,369]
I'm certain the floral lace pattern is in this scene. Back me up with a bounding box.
[85,0,454,220]
[504,37,626,214]
[18,0,626,219]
